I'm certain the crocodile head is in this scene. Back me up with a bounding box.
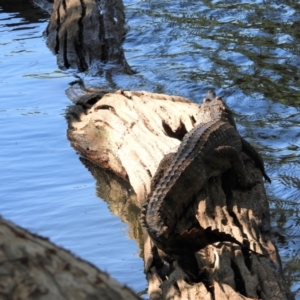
[202,90,236,128]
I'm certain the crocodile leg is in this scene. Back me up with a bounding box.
[207,146,258,188]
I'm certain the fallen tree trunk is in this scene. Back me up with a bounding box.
[66,88,293,300]
[0,216,140,300]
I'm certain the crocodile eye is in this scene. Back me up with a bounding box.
[203,98,211,103]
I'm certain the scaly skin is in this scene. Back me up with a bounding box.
[142,93,270,255]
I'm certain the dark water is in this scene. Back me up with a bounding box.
[1,0,300,298]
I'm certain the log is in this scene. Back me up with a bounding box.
[44,0,131,74]
[66,88,294,300]
[0,216,140,300]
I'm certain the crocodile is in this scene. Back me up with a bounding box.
[141,91,271,255]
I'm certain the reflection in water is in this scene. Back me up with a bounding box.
[124,0,300,105]
[80,158,145,252]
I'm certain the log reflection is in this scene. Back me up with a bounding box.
[80,157,144,252]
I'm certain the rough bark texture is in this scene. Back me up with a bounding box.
[45,0,131,74]
[0,216,140,300]
[66,89,293,300]
[67,88,200,201]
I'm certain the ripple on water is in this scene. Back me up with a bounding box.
[0,7,146,294]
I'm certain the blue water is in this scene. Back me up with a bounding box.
[1,0,300,298]
[0,5,146,295]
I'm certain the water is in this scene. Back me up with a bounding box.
[0,0,146,295]
[1,0,300,298]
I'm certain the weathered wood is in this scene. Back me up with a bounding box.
[45,0,131,74]
[0,216,140,300]
[66,89,293,300]
[67,88,201,201]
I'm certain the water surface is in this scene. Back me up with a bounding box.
[0,1,146,295]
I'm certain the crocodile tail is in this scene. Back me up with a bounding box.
[153,226,257,256]
[180,226,245,251]
[140,203,148,228]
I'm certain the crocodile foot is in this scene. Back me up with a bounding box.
[242,177,261,190]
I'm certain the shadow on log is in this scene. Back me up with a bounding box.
[66,88,294,300]
[0,216,140,300]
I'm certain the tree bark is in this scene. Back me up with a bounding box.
[0,216,140,300]
[66,88,294,300]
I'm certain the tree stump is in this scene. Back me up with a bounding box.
[45,0,131,74]
[66,88,293,300]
